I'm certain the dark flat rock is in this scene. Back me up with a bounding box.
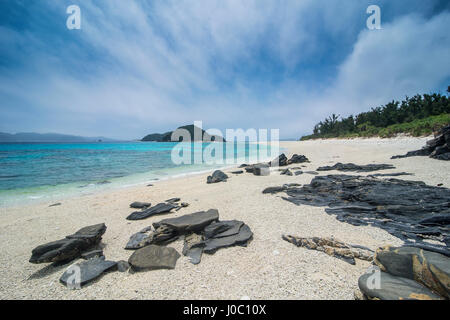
[153,209,219,234]
[60,257,117,289]
[203,224,253,254]
[288,154,309,164]
[166,198,181,203]
[128,245,180,271]
[126,203,177,220]
[231,170,244,174]
[262,186,287,194]
[182,233,204,265]
[204,220,244,239]
[317,162,395,172]
[280,169,293,176]
[207,170,228,184]
[130,202,151,209]
[49,203,61,207]
[125,231,153,250]
[358,270,443,300]
[29,223,106,264]
[368,172,413,177]
[130,201,152,209]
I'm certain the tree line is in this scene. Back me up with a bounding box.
[302,87,450,139]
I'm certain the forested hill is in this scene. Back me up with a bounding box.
[301,88,450,140]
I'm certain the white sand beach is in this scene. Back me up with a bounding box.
[1,137,449,300]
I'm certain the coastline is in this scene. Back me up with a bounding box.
[1,137,449,299]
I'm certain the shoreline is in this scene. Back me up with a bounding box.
[0,143,285,209]
[1,137,449,299]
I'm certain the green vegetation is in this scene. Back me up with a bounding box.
[301,88,450,140]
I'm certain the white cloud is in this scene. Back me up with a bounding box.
[0,1,449,139]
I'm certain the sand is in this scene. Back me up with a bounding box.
[1,137,449,300]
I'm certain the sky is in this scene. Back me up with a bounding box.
[0,0,449,140]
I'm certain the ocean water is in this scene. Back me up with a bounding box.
[0,142,279,207]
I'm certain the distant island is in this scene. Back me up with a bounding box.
[301,87,450,140]
[0,132,119,143]
[141,124,226,142]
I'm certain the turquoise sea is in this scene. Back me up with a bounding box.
[0,142,279,207]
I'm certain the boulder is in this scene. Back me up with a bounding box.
[128,245,180,271]
[207,170,228,184]
[130,202,151,209]
[126,202,177,220]
[29,223,106,264]
[60,256,117,288]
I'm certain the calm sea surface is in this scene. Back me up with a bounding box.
[0,142,279,206]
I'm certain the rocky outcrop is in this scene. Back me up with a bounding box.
[207,170,228,184]
[126,202,177,220]
[29,223,107,264]
[357,246,450,300]
[280,175,450,253]
[392,125,450,161]
[128,245,181,271]
[282,235,373,265]
[317,163,395,172]
[60,256,117,289]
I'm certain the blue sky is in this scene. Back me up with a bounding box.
[0,0,449,140]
